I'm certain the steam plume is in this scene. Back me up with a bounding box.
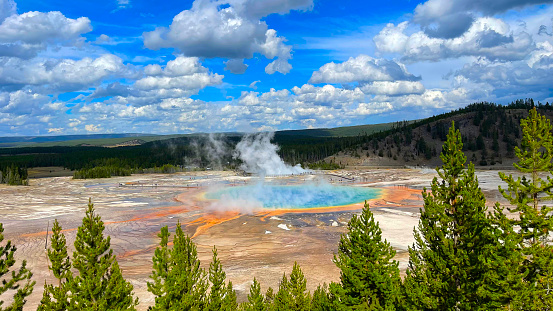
[233,132,306,176]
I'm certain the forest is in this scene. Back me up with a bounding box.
[0,99,551,181]
[1,107,553,310]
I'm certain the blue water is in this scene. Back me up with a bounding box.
[205,184,381,209]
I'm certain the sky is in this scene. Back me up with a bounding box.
[0,0,552,136]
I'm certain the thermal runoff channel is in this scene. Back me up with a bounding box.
[205,183,381,209]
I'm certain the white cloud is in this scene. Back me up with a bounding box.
[133,56,223,94]
[349,102,394,116]
[85,124,101,132]
[231,0,313,19]
[309,54,419,84]
[0,0,17,24]
[0,10,91,58]
[94,34,113,45]
[413,0,553,38]
[143,0,293,74]
[0,90,50,114]
[360,81,425,96]
[116,0,131,10]
[249,80,261,89]
[374,17,534,62]
[48,127,63,133]
[0,54,130,91]
[292,84,364,107]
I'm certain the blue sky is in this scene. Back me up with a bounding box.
[1,0,552,136]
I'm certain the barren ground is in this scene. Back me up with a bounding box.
[0,168,512,310]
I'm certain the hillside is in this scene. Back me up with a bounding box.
[0,121,399,148]
[324,100,550,168]
[0,99,549,174]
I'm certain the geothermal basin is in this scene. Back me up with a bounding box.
[204,183,382,209]
[0,168,512,310]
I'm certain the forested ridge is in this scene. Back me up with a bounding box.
[0,99,551,181]
[2,108,553,309]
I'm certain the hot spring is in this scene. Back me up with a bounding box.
[204,184,381,209]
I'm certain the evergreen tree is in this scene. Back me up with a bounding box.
[147,226,170,305]
[70,199,138,310]
[208,247,227,311]
[311,284,332,311]
[403,122,520,310]
[331,201,400,310]
[288,262,310,311]
[273,273,291,311]
[221,281,238,311]
[148,222,208,310]
[499,107,553,309]
[0,223,34,311]
[38,219,72,311]
[244,278,266,311]
[264,287,274,307]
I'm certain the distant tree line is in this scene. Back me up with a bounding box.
[0,99,552,179]
[0,165,28,185]
[2,107,553,309]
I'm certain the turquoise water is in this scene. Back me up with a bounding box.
[205,184,381,209]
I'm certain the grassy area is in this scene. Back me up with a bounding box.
[0,121,405,149]
[4,134,195,148]
[27,166,75,178]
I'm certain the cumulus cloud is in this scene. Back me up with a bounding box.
[413,0,553,38]
[0,0,17,24]
[225,59,248,74]
[374,17,534,62]
[0,90,50,114]
[309,54,420,84]
[0,54,129,91]
[0,10,91,58]
[360,81,425,96]
[143,0,294,74]
[85,124,101,132]
[451,56,553,98]
[133,56,223,94]
[231,0,313,19]
[292,84,365,107]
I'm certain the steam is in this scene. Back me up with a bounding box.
[205,133,230,169]
[233,132,306,176]
[189,133,231,170]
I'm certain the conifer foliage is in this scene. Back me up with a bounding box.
[148,223,208,310]
[70,199,138,310]
[38,219,71,311]
[331,201,401,310]
[244,278,266,311]
[0,223,34,311]
[403,121,521,310]
[499,107,553,308]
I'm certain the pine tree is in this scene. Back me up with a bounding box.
[208,247,227,311]
[288,262,310,311]
[331,201,400,310]
[311,284,332,311]
[499,107,553,309]
[244,278,266,311]
[403,121,520,310]
[0,223,34,311]
[221,281,238,311]
[273,273,291,311]
[148,222,208,310]
[264,287,274,307]
[69,199,138,310]
[147,225,170,305]
[38,219,72,311]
